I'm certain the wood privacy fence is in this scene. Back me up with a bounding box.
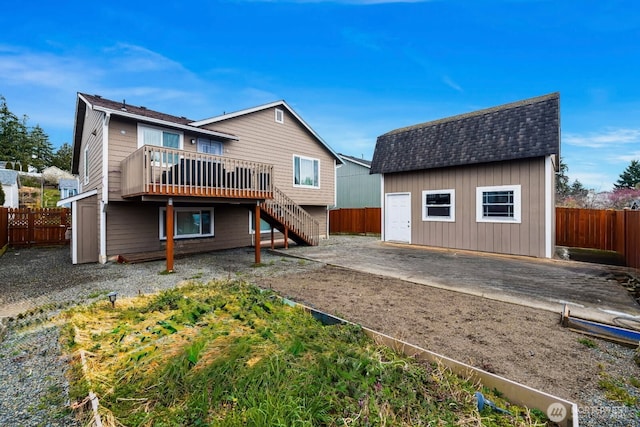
[0,207,71,247]
[0,207,8,249]
[329,207,381,234]
[555,207,639,269]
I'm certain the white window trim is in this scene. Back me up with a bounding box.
[293,154,321,189]
[137,124,184,149]
[476,185,522,223]
[422,189,455,222]
[197,138,223,156]
[159,207,214,240]
[275,108,284,124]
[83,146,89,184]
[248,210,273,235]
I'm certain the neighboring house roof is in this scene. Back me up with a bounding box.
[59,178,78,190]
[339,153,372,169]
[0,169,19,186]
[191,100,343,164]
[370,93,560,175]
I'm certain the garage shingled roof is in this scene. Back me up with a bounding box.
[370,93,560,175]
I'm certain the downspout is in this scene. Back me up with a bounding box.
[544,155,554,258]
[99,113,110,264]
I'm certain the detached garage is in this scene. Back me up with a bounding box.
[370,93,560,258]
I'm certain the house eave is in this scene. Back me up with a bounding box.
[92,106,239,141]
[191,100,344,165]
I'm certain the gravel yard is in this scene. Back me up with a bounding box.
[1,242,639,426]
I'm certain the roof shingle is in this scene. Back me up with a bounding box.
[370,93,560,174]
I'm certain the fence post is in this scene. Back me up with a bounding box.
[0,207,8,250]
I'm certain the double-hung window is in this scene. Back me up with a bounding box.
[422,189,455,222]
[160,207,214,239]
[293,155,320,188]
[476,185,521,223]
[197,138,223,156]
[138,125,183,165]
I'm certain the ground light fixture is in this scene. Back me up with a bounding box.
[107,292,117,308]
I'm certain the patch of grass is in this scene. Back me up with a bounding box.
[578,337,598,348]
[86,290,109,299]
[599,371,639,406]
[61,280,548,426]
[630,376,640,389]
[158,269,175,275]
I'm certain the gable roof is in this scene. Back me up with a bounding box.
[191,100,343,164]
[339,153,372,169]
[0,169,19,186]
[370,93,560,175]
[73,93,240,173]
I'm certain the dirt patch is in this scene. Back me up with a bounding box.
[256,265,640,408]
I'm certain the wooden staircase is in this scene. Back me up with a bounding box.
[260,186,320,246]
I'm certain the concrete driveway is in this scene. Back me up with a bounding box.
[277,235,640,326]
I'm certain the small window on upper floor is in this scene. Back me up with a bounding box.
[83,146,89,184]
[197,138,223,156]
[275,108,284,124]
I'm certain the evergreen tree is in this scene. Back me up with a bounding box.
[556,159,570,198]
[614,160,640,189]
[51,142,73,172]
[28,124,54,172]
[0,95,29,167]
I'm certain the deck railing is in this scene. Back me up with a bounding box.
[121,146,273,199]
[262,186,319,246]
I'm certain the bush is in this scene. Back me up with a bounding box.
[0,183,5,205]
[5,162,13,170]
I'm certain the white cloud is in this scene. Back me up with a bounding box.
[608,151,640,164]
[442,75,463,92]
[0,47,97,91]
[564,128,640,148]
[104,43,187,73]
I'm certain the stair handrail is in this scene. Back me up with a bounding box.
[262,186,319,246]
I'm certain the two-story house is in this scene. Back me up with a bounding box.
[63,93,342,264]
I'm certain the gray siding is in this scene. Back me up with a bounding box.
[336,161,381,208]
[383,158,550,257]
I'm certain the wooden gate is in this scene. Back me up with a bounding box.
[7,208,71,247]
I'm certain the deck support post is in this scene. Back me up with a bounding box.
[166,198,174,273]
[270,227,275,250]
[284,227,289,249]
[255,203,261,265]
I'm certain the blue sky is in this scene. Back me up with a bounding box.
[1,0,639,191]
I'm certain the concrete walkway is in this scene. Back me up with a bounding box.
[275,236,640,327]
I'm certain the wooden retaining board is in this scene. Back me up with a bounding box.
[301,303,579,427]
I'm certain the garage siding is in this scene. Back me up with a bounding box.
[383,158,548,257]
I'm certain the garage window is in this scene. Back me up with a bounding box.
[476,185,521,223]
[422,189,455,222]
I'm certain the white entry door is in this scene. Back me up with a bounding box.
[385,193,411,243]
